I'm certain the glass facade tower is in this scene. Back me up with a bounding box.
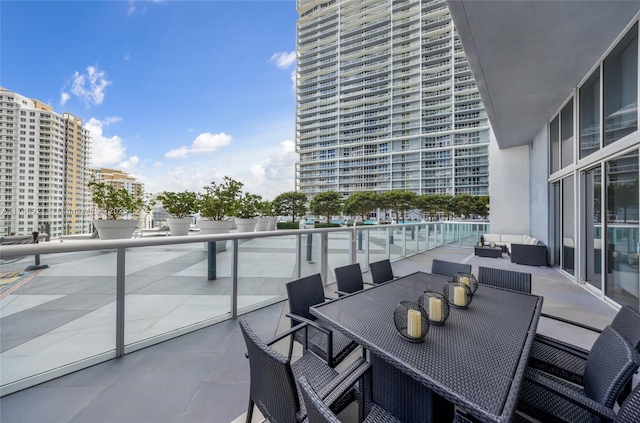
[295,0,490,199]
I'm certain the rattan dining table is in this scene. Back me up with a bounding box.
[310,271,543,423]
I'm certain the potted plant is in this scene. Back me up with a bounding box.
[156,191,198,236]
[197,176,242,234]
[255,200,276,231]
[235,192,262,232]
[89,180,149,240]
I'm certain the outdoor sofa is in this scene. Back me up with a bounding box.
[481,234,548,266]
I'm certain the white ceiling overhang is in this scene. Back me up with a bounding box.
[447,0,640,149]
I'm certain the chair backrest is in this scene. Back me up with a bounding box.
[611,306,640,351]
[431,259,472,278]
[240,319,300,423]
[286,273,326,324]
[370,259,394,284]
[477,266,532,293]
[583,326,640,408]
[299,376,341,423]
[616,382,640,423]
[335,263,364,294]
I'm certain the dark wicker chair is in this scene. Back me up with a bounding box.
[430,259,472,279]
[530,305,640,400]
[517,326,640,422]
[458,382,640,422]
[335,263,373,297]
[240,319,370,423]
[477,266,532,293]
[286,274,359,367]
[299,376,401,423]
[369,259,395,284]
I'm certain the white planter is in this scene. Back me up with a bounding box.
[198,219,233,234]
[166,218,191,237]
[235,218,257,233]
[267,217,277,231]
[93,219,138,240]
[198,219,232,252]
[255,217,270,232]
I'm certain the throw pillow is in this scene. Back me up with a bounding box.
[530,237,539,245]
[489,241,496,249]
[477,241,483,247]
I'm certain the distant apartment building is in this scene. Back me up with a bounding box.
[0,87,92,238]
[295,0,490,200]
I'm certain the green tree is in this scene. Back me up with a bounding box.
[343,192,378,221]
[273,191,308,222]
[471,195,490,218]
[414,194,438,221]
[237,192,263,219]
[310,191,342,224]
[89,180,148,220]
[450,194,477,219]
[156,191,198,218]
[198,176,243,220]
[379,190,417,222]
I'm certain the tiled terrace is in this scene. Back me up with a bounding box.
[0,245,626,423]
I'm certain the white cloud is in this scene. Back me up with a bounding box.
[118,155,140,171]
[85,116,126,167]
[128,0,166,16]
[165,132,232,159]
[247,140,297,198]
[269,51,296,69]
[153,161,163,169]
[61,65,111,107]
[124,51,131,61]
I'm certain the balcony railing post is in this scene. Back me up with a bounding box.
[386,227,391,259]
[350,225,356,264]
[402,226,407,257]
[365,229,370,269]
[116,246,125,357]
[296,233,302,279]
[231,239,238,318]
[320,231,328,285]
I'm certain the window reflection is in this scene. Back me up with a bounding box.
[550,116,560,174]
[605,151,639,311]
[562,175,575,275]
[579,69,600,159]
[603,23,638,145]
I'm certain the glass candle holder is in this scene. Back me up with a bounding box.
[453,272,478,294]
[393,301,429,342]
[443,282,473,309]
[419,291,449,325]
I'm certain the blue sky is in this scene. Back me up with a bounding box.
[3,0,299,199]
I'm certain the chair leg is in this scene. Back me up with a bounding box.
[246,399,254,423]
[288,336,294,360]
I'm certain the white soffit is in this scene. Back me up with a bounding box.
[447,0,640,149]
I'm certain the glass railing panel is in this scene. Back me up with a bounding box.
[355,227,369,271]
[327,230,351,284]
[1,249,116,390]
[124,240,230,347]
[405,225,418,256]
[389,225,403,262]
[368,227,389,265]
[300,232,322,278]
[237,233,296,314]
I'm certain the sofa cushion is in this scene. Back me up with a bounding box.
[523,235,532,244]
[501,234,526,245]
[483,234,501,243]
[529,237,539,245]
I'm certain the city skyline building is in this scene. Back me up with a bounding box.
[295,0,490,203]
[0,87,92,238]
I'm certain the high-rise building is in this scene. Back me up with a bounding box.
[295,0,490,200]
[0,87,92,238]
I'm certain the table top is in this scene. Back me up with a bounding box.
[311,271,542,423]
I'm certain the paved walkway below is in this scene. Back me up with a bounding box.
[0,246,629,423]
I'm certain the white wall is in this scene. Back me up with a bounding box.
[488,130,530,235]
[529,125,550,245]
